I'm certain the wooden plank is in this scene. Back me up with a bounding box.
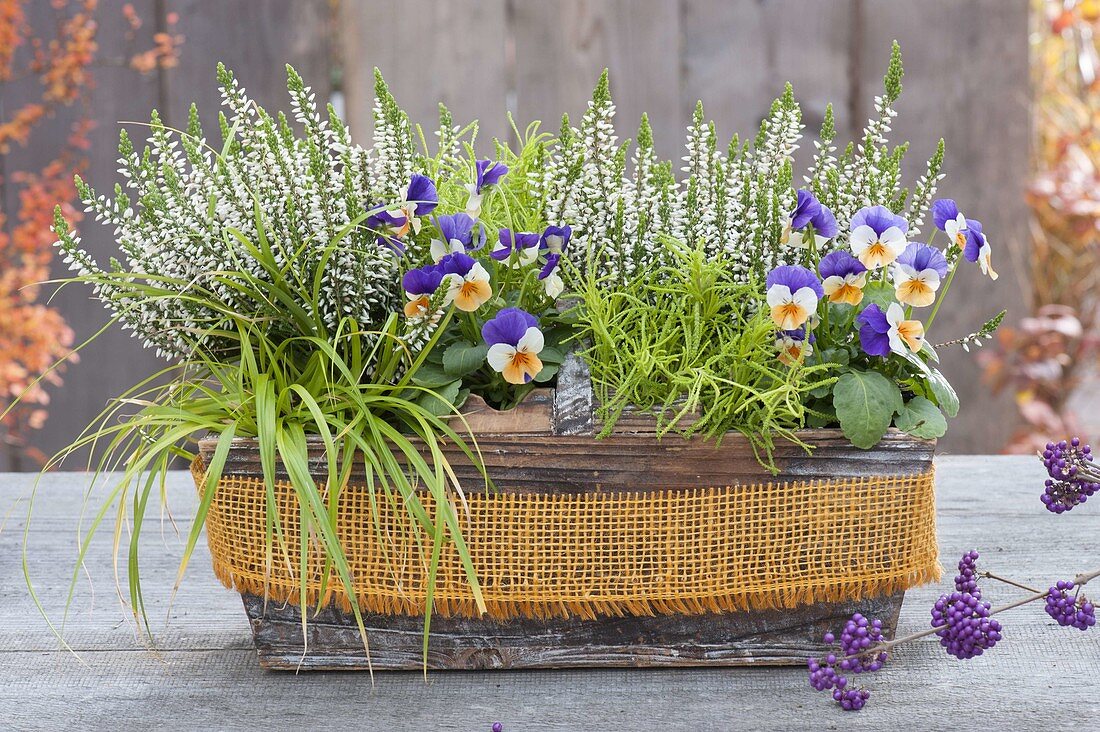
[202,429,935,493]
[681,0,855,170]
[857,0,1030,453]
[511,0,684,154]
[339,0,511,151]
[243,591,905,671]
[2,458,1100,728]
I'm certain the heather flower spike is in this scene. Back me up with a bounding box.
[765,265,823,330]
[892,242,948,307]
[482,308,544,385]
[849,205,909,269]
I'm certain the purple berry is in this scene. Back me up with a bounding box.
[1045,581,1097,631]
[1039,438,1099,513]
[954,550,982,598]
[807,613,889,711]
[931,591,1003,659]
[492,724,503,732]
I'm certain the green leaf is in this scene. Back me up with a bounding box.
[894,396,947,439]
[860,281,895,311]
[416,380,462,417]
[442,341,488,377]
[534,363,559,383]
[538,346,565,365]
[411,362,454,388]
[927,367,960,418]
[832,369,903,449]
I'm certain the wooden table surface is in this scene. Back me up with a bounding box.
[2,456,1098,730]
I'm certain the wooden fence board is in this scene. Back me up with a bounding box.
[510,0,684,153]
[340,0,512,151]
[858,0,1030,453]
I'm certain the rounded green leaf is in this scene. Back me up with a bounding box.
[442,341,489,377]
[894,396,947,439]
[833,370,904,449]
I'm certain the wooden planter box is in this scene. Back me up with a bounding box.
[196,358,938,671]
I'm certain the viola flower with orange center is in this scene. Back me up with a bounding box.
[892,242,948,308]
[818,251,868,306]
[401,265,444,318]
[482,308,544,385]
[849,205,909,269]
[858,302,925,357]
[439,252,492,312]
[931,199,997,280]
[776,326,815,367]
[766,265,824,330]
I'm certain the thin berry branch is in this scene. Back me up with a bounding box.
[979,571,1042,594]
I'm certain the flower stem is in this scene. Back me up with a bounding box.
[925,259,957,332]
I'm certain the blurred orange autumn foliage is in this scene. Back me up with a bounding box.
[0,0,182,466]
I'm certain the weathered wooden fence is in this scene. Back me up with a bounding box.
[2,0,1029,469]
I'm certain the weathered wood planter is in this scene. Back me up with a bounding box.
[195,360,938,671]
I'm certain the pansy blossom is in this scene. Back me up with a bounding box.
[784,189,839,248]
[541,225,572,254]
[849,205,909,269]
[465,160,509,218]
[429,213,484,262]
[932,199,997,281]
[766,265,824,330]
[367,175,439,249]
[401,266,444,318]
[776,326,815,367]
[491,229,541,267]
[539,253,564,299]
[892,242,948,307]
[818,251,867,306]
[439,252,492,312]
[482,307,544,385]
[858,302,925,358]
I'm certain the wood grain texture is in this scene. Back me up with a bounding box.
[243,591,904,671]
[3,458,1099,729]
[339,0,511,150]
[201,428,934,494]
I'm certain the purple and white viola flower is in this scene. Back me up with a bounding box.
[784,190,839,248]
[392,174,440,238]
[482,307,544,385]
[849,205,909,269]
[538,253,564,299]
[818,251,868,306]
[438,252,492,312]
[932,199,998,281]
[766,265,824,331]
[401,265,444,318]
[892,242,949,308]
[541,225,572,254]
[429,213,484,262]
[776,325,815,367]
[491,229,542,268]
[858,302,925,358]
[465,159,509,218]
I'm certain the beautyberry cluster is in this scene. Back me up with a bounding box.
[1045,581,1096,631]
[806,613,889,711]
[954,550,981,596]
[930,591,1003,659]
[1041,438,1100,513]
